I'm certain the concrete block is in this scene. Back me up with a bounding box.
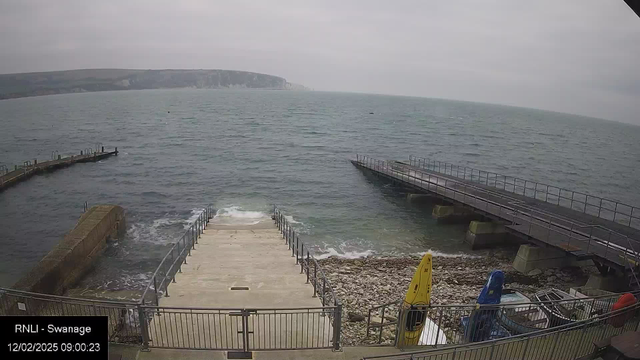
[465,221,508,249]
[406,193,436,204]
[432,205,479,224]
[513,244,573,273]
[584,274,626,293]
[12,205,125,296]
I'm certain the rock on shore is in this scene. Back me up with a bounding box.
[317,250,593,346]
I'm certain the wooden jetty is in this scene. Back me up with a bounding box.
[0,147,118,192]
[352,155,640,288]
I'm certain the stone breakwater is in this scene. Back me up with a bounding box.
[317,250,594,346]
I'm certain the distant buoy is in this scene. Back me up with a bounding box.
[168,111,170,113]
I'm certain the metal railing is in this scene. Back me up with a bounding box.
[363,300,640,360]
[140,205,214,306]
[0,287,142,344]
[408,155,640,230]
[133,205,342,352]
[367,290,640,347]
[0,204,345,352]
[141,305,338,351]
[404,155,640,289]
[273,205,343,350]
[354,156,640,274]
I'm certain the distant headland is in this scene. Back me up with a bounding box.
[0,68,309,100]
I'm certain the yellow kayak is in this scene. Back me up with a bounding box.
[399,253,432,346]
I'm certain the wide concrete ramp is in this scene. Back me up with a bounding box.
[158,220,318,308]
[146,219,334,350]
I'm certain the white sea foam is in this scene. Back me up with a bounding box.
[313,246,477,260]
[184,208,204,229]
[284,215,302,224]
[315,247,375,259]
[212,206,270,225]
[414,250,481,258]
[127,209,207,244]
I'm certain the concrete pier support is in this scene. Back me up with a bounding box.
[584,274,626,292]
[513,244,583,273]
[432,205,478,224]
[407,193,436,204]
[465,221,507,249]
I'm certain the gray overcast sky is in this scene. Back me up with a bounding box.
[1,0,639,124]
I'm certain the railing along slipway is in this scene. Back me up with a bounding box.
[363,301,640,360]
[273,206,343,349]
[408,155,640,231]
[140,205,214,306]
[354,156,640,277]
[136,206,342,352]
[0,287,142,344]
[0,205,214,348]
[366,290,640,347]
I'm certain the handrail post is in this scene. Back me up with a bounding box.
[313,262,317,297]
[598,198,603,218]
[333,303,342,351]
[587,226,594,254]
[604,231,612,260]
[300,243,304,274]
[306,251,310,283]
[153,276,159,304]
[164,279,169,297]
[177,242,182,272]
[195,219,199,244]
[545,185,549,202]
[322,278,326,306]
[138,306,150,351]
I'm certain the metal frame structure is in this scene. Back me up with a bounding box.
[366,291,640,347]
[0,287,142,344]
[135,205,343,352]
[407,155,640,230]
[354,156,640,279]
[140,205,214,306]
[0,204,343,352]
[0,146,119,192]
[363,302,640,360]
[139,305,339,351]
[273,206,343,350]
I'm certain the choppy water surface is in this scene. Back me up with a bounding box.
[1,89,639,290]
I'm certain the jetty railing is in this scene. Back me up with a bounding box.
[363,301,640,360]
[140,205,214,306]
[273,206,343,350]
[366,290,640,347]
[408,155,640,230]
[0,146,119,192]
[354,156,640,274]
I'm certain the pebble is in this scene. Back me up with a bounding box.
[318,252,594,346]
